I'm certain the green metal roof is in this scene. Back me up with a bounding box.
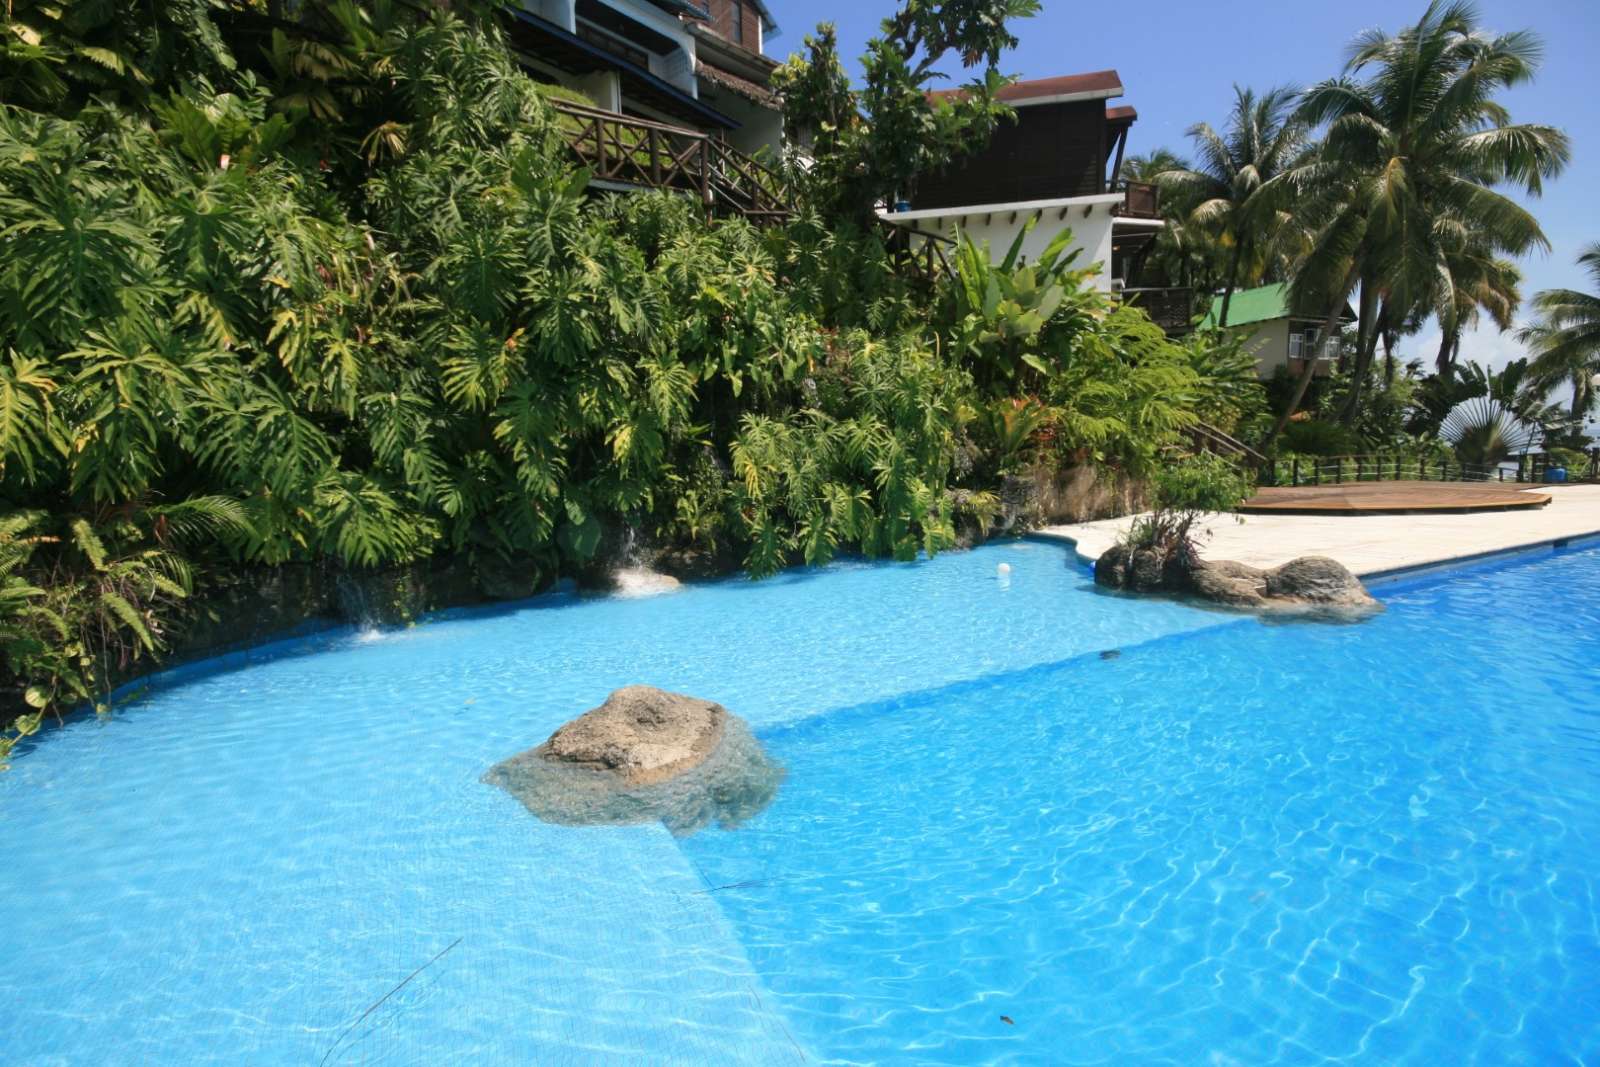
[1200,283,1357,329]
[1201,283,1292,328]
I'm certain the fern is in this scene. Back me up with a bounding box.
[68,519,107,571]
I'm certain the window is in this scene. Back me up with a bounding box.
[575,21,650,68]
[730,1,744,45]
[1290,328,1329,361]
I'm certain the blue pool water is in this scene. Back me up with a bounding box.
[3,541,1599,1064]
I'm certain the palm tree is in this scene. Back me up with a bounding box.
[1430,240,1522,376]
[1262,0,1569,447]
[1157,85,1307,327]
[1117,149,1223,302]
[1519,243,1600,423]
[1440,395,1543,466]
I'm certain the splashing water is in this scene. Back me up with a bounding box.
[611,566,683,598]
[610,525,682,597]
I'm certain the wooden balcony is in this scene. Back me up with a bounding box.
[1288,357,1335,378]
[1113,180,1160,219]
[1118,286,1192,335]
[549,100,792,224]
[874,222,957,289]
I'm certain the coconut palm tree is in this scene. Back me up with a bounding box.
[1156,85,1307,328]
[1429,240,1523,376]
[1519,243,1600,423]
[1117,148,1224,304]
[1261,0,1569,447]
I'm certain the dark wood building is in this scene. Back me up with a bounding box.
[915,72,1131,209]
[881,71,1169,308]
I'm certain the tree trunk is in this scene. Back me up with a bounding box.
[1262,304,1346,448]
[1435,328,1459,376]
[1338,288,1382,425]
[1216,239,1247,328]
[1260,267,1361,450]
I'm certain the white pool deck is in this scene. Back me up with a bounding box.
[1037,484,1600,580]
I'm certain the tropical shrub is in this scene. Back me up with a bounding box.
[1280,419,1363,457]
[1122,453,1252,563]
[0,0,1247,760]
[941,224,1261,480]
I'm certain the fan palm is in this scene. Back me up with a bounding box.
[1157,85,1307,327]
[1440,395,1542,467]
[1262,0,1569,446]
[1519,243,1600,423]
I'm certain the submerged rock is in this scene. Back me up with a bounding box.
[485,686,783,836]
[1097,548,1381,621]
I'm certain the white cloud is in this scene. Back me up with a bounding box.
[1408,319,1597,435]
[1409,318,1530,373]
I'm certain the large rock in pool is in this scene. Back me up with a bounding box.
[1097,545,1381,621]
[484,686,783,836]
[1189,555,1382,620]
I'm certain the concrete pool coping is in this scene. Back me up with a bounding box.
[1035,483,1600,583]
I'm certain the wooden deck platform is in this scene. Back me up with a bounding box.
[1240,480,1553,515]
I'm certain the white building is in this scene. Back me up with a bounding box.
[507,0,783,159]
[878,72,1168,307]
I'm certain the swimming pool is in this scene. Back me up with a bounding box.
[3,541,1597,1063]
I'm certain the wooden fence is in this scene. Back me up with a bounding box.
[1263,450,1600,487]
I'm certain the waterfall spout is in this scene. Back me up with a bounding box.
[609,526,682,598]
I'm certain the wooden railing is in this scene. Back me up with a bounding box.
[1262,451,1600,487]
[1186,421,1267,467]
[704,138,791,222]
[549,100,792,224]
[875,221,956,287]
[1119,286,1192,335]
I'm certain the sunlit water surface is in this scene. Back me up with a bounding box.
[3,540,1598,1064]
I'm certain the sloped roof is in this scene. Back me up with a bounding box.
[1202,283,1356,328]
[928,70,1123,107]
[697,61,780,109]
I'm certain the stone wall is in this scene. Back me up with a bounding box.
[1000,462,1150,529]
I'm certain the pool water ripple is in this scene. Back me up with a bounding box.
[680,547,1600,1064]
[3,541,1599,1063]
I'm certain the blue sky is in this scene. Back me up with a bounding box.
[762,0,1599,373]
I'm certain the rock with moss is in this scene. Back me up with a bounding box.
[1093,543,1187,593]
[485,686,783,836]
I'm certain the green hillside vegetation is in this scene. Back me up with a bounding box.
[0,0,1256,764]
